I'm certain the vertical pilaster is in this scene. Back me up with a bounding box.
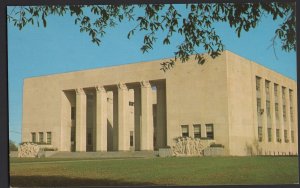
[118,83,129,151]
[75,88,86,152]
[140,80,154,150]
[96,86,107,151]
[261,79,267,143]
[156,83,167,148]
[278,86,284,143]
[134,87,141,151]
[270,82,276,143]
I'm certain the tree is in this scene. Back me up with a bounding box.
[7,3,295,71]
[9,140,18,151]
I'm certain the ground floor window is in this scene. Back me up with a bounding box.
[267,128,272,142]
[291,130,294,143]
[193,124,201,138]
[258,127,262,142]
[130,131,134,146]
[284,130,288,143]
[39,132,44,143]
[206,124,214,139]
[276,129,281,142]
[31,132,36,143]
[47,132,52,144]
[181,125,189,137]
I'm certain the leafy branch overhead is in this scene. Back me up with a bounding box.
[7,3,295,71]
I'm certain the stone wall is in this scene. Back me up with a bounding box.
[172,137,215,156]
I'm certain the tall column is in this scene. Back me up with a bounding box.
[278,86,284,144]
[95,86,107,151]
[261,79,267,143]
[286,89,291,151]
[75,88,86,152]
[270,82,276,143]
[134,87,141,150]
[118,83,129,151]
[140,80,154,150]
[156,83,167,148]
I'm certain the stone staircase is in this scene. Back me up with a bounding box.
[49,151,157,158]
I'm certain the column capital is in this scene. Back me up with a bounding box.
[117,83,127,90]
[75,88,85,95]
[140,80,151,88]
[95,85,106,93]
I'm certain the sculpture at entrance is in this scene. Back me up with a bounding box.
[172,137,215,156]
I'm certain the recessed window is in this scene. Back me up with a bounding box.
[290,107,293,122]
[276,129,281,142]
[275,103,279,119]
[130,131,134,146]
[291,130,294,143]
[206,124,214,139]
[39,132,44,143]
[129,101,134,106]
[283,105,286,121]
[31,132,36,143]
[267,128,272,142]
[274,84,278,97]
[193,124,201,138]
[258,127,262,142]
[256,76,261,91]
[266,100,270,117]
[257,98,261,114]
[71,106,76,120]
[181,125,189,137]
[265,80,270,95]
[284,130,288,143]
[47,132,52,144]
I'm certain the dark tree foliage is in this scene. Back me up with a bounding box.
[9,140,18,151]
[7,3,295,71]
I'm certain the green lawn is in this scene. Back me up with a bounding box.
[10,156,299,186]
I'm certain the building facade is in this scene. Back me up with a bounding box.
[22,51,298,156]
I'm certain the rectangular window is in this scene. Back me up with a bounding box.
[289,89,293,104]
[46,132,52,144]
[256,76,261,91]
[276,129,281,142]
[193,124,201,138]
[71,106,76,120]
[275,103,279,119]
[265,80,270,95]
[283,105,286,121]
[266,100,271,117]
[31,132,36,143]
[257,98,261,114]
[130,131,134,146]
[181,125,189,137]
[284,130,288,143]
[258,127,262,142]
[291,130,294,143]
[267,128,272,142]
[129,101,134,106]
[206,124,214,139]
[39,132,44,143]
[274,84,278,97]
[282,87,286,101]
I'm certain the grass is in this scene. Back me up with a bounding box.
[10,156,299,186]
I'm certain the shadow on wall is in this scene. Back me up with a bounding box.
[10,175,159,187]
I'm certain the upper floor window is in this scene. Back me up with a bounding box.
[275,103,279,119]
[258,127,262,142]
[265,80,270,95]
[266,100,271,117]
[256,76,261,91]
[274,84,278,97]
[282,87,286,102]
[289,90,293,105]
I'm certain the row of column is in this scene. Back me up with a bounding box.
[258,78,296,144]
[74,81,166,152]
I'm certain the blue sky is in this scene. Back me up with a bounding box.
[7,5,296,144]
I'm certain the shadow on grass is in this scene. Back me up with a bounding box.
[10,175,158,187]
